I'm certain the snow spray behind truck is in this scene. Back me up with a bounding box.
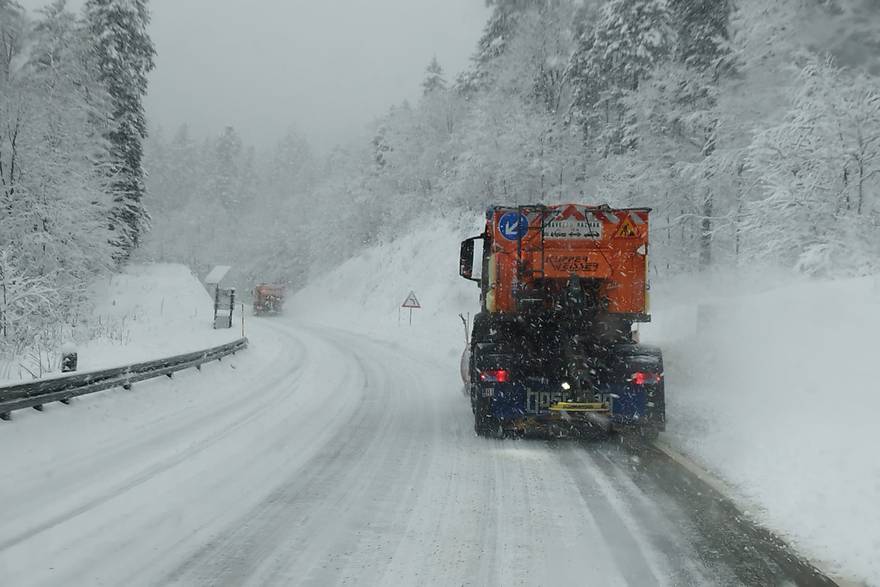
[459,204,665,438]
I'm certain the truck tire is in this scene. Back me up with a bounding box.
[471,311,492,342]
[612,344,665,442]
[474,398,501,438]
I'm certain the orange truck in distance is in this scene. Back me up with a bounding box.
[460,204,664,438]
[252,283,286,316]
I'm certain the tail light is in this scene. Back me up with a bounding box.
[480,369,510,383]
[631,371,662,385]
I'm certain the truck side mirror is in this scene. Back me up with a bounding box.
[460,237,482,283]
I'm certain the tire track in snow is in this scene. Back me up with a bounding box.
[587,444,734,586]
[162,327,408,585]
[0,334,308,555]
[1,317,843,586]
[0,320,315,586]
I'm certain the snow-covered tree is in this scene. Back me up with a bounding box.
[745,56,880,275]
[422,56,447,96]
[457,0,524,94]
[269,127,315,198]
[0,0,25,82]
[0,1,118,351]
[568,0,674,155]
[210,125,243,211]
[84,0,155,260]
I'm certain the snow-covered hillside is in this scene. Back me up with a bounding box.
[0,264,241,384]
[293,219,482,358]
[292,221,880,586]
[80,264,242,368]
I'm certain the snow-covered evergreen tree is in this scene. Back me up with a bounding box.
[211,125,243,212]
[1,0,118,351]
[568,0,674,155]
[0,0,25,81]
[422,57,447,96]
[457,0,524,94]
[83,0,155,260]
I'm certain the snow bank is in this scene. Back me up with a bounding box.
[650,274,880,585]
[79,264,242,370]
[294,221,879,585]
[292,218,482,358]
[1,264,241,383]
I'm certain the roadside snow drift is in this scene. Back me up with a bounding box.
[653,276,880,584]
[293,221,879,586]
[293,218,481,357]
[73,264,240,374]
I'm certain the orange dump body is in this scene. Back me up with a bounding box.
[485,204,650,319]
[253,283,286,314]
[254,284,285,298]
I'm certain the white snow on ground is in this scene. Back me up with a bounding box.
[292,221,880,586]
[81,263,243,368]
[0,311,729,586]
[294,218,482,357]
[648,274,880,585]
[0,264,241,384]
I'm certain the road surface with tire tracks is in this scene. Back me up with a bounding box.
[0,317,836,586]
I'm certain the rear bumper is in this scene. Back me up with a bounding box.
[478,381,664,430]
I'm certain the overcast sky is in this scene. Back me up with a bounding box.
[22,0,489,150]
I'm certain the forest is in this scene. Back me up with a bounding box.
[4,0,880,355]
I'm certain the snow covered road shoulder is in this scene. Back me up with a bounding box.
[651,275,880,585]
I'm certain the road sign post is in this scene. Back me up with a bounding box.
[213,287,235,329]
[401,291,421,326]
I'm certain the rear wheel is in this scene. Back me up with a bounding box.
[612,344,666,432]
[474,398,501,438]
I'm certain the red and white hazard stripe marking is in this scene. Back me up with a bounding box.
[520,207,649,228]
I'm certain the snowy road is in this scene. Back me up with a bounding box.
[0,317,835,586]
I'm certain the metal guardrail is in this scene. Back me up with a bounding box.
[0,338,249,421]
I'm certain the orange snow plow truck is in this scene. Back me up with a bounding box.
[252,283,286,315]
[459,204,665,439]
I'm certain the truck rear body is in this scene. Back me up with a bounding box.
[460,204,664,438]
[484,204,650,318]
[253,284,286,315]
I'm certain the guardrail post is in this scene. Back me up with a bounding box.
[61,345,78,373]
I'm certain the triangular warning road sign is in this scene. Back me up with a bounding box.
[402,291,421,309]
[616,217,638,238]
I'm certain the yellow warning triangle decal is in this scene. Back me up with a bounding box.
[616,217,638,238]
